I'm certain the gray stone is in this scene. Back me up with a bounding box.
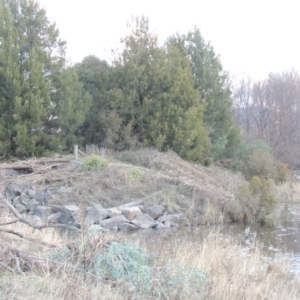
[164,220,179,228]
[144,205,165,220]
[15,203,26,214]
[59,211,75,225]
[85,204,108,225]
[20,193,30,205]
[13,196,21,206]
[118,223,139,231]
[37,188,52,206]
[26,215,43,227]
[100,215,129,230]
[34,206,51,221]
[50,205,63,213]
[27,189,37,199]
[26,199,39,212]
[48,212,62,224]
[107,208,122,218]
[131,214,156,229]
[121,207,142,221]
[166,213,183,223]
[157,214,167,223]
[5,184,23,200]
[154,222,167,229]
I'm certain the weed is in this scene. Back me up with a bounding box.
[80,155,109,171]
[126,167,144,184]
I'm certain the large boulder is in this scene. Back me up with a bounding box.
[107,208,122,218]
[121,207,142,221]
[5,184,23,200]
[131,214,157,229]
[118,223,139,231]
[100,215,129,230]
[34,206,52,221]
[37,188,52,206]
[60,205,81,227]
[144,205,165,220]
[48,212,62,224]
[85,204,109,225]
[26,199,40,213]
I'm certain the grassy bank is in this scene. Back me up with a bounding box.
[0,222,299,299]
[1,148,299,226]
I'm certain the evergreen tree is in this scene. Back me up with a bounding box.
[184,28,240,158]
[111,17,210,161]
[0,0,89,157]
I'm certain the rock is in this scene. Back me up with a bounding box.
[15,203,26,214]
[13,196,21,206]
[154,222,166,229]
[144,205,165,220]
[131,214,156,229]
[157,214,167,223]
[48,212,62,224]
[27,189,37,199]
[107,208,122,218]
[26,215,43,227]
[37,188,52,206]
[5,184,23,200]
[20,193,30,206]
[50,205,63,213]
[118,201,144,209]
[166,213,184,223]
[34,206,52,221]
[59,211,75,225]
[121,207,142,221]
[100,215,129,230]
[85,204,108,225]
[118,223,139,231]
[164,220,179,228]
[26,199,40,212]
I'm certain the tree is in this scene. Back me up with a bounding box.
[233,71,300,167]
[0,0,88,157]
[110,17,210,161]
[183,28,239,158]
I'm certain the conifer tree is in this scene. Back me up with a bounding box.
[0,0,89,157]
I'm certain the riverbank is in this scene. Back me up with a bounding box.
[1,221,299,299]
[1,149,300,299]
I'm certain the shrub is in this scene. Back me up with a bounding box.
[80,155,109,171]
[235,175,277,225]
[127,167,145,184]
[233,141,289,183]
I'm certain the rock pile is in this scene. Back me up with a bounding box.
[4,184,183,231]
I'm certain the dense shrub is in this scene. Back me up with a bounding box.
[80,155,109,171]
[235,175,277,225]
[233,141,289,182]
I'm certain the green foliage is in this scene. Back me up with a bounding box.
[235,176,277,225]
[127,167,144,184]
[0,0,89,157]
[234,141,289,182]
[183,28,239,159]
[80,155,108,171]
[91,242,207,298]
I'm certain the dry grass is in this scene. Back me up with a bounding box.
[1,149,300,226]
[0,221,299,299]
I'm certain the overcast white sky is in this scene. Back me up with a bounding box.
[37,0,300,80]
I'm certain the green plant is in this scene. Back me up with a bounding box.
[126,167,145,184]
[235,175,277,225]
[233,141,289,183]
[80,155,108,171]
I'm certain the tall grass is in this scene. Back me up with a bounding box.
[1,220,299,299]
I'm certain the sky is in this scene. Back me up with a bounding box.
[37,0,300,80]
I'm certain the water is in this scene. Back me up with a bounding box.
[131,207,300,277]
